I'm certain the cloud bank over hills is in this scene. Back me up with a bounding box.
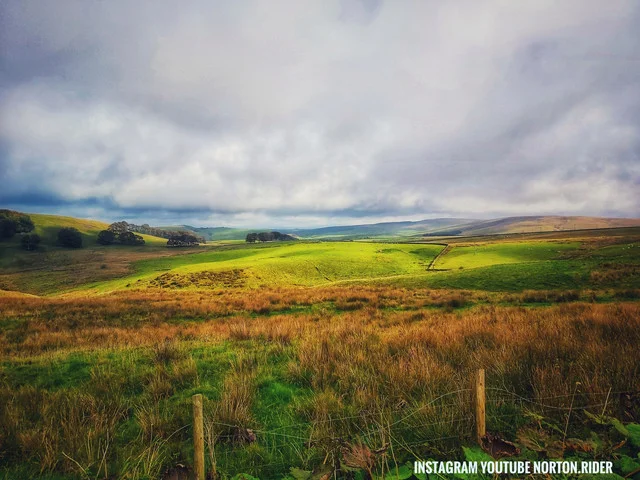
[1,0,639,227]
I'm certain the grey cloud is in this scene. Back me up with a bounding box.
[0,0,639,227]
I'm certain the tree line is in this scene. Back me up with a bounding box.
[0,210,86,250]
[245,231,297,243]
[97,222,202,247]
[97,229,145,246]
[108,221,205,242]
[1,211,203,250]
[0,210,40,250]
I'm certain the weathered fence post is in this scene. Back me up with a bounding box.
[475,369,486,443]
[193,394,205,480]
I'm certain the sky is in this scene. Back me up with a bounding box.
[1,0,639,228]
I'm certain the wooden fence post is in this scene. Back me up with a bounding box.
[193,394,205,480]
[475,369,486,444]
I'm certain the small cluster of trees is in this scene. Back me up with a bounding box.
[0,210,34,239]
[97,229,145,246]
[0,210,41,251]
[1,211,205,250]
[106,220,203,247]
[108,221,205,243]
[107,221,133,235]
[21,234,41,251]
[245,231,296,243]
[167,232,200,247]
[57,227,83,248]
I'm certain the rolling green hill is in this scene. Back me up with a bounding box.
[433,241,580,270]
[83,242,445,292]
[29,213,111,245]
[1,212,169,250]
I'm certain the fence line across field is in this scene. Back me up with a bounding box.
[188,369,630,478]
[486,387,619,411]
[217,398,474,435]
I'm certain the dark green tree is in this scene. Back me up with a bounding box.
[97,230,116,245]
[0,219,17,240]
[0,210,34,235]
[57,227,83,248]
[15,216,34,233]
[20,234,41,251]
[108,221,131,234]
[118,231,145,246]
[167,232,199,247]
[245,233,258,243]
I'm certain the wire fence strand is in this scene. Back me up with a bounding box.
[192,382,634,475]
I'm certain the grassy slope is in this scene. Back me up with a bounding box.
[5,233,635,296]
[66,237,640,295]
[81,234,640,294]
[84,242,445,292]
[433,241,580,269]
[372,237,640,292]
[2,212,639,296]
[26,213,167,246]
[29,213,109,244]
[289,218,467,239]
[0,213,176,294]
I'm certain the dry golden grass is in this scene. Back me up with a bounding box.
[1,285,639,477]
[2,287,639,415]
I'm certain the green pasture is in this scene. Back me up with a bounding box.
[433,241,580,270]
[86,242,444,292]
[2,210,639,295]
[80,237,640,294]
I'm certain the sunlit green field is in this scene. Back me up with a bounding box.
[433,241,579,270]
[88,242,444,292]
[82,237,640,294]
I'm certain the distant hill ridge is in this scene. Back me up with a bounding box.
[175,215,640,241]
[6,212,639,243]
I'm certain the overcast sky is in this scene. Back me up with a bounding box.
[1,0,639,227]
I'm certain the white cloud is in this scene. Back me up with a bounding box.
[1,0,638,226]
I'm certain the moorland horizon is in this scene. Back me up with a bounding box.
[7,208,640,232]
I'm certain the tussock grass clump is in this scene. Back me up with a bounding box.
[204,350,258,463]
[152,338,186,365]
[228,320,252,341]
[1,386,127,475]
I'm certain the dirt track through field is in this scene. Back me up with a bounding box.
[428,244,451,270]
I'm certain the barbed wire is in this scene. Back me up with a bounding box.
[388,389,472,428]
[486,387,637,400]
[486,387,616,411]
[190,383,637,475]
[251,399,471,433]
[201,387,626,446]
